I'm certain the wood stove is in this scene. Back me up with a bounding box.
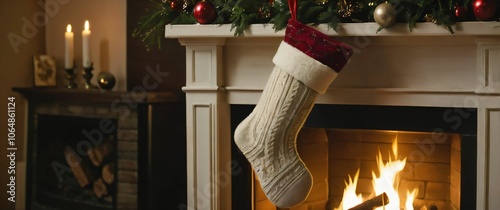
[165,22,500,210]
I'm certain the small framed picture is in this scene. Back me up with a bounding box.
[33,55,57,87]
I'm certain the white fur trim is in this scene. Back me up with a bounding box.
[272,41,337,94]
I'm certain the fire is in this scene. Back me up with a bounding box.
[334,170,363,210]
[335,136,418,210]
[405,188,419,210]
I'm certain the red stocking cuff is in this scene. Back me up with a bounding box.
[284,19,353,73]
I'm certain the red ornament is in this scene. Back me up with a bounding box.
[472,0,499,21]
[193,0,217,24]
[454,5,468,19]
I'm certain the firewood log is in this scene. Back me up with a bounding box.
[64,147,95,187]
[102,162,115,185]
[348,192,389,210]
[87,142,113,167]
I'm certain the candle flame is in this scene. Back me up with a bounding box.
[84,20,90,31]
[66,24,72,33]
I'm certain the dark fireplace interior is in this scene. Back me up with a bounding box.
[231,104,477,210]
[32,114,118,210]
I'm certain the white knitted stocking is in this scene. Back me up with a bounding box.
[234,38,352,208]
[235,66,317,208]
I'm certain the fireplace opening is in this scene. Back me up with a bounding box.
[31,114,118,210]
[231,105,477,210]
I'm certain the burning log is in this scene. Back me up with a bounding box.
[348,192,389,210]
[102,162,115,185]
[64,147,96,187]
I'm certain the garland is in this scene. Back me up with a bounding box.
[132,0,478,50]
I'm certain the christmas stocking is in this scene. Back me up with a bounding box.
[234,1,353,208]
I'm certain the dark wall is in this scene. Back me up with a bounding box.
[127,1,186,96]
[127,2,187,209]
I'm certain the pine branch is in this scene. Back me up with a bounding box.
[133,1,173,51]
[318,2,341,31]
[270,0,290,31]
[133,0,466,50]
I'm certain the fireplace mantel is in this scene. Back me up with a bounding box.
[166,22,500,210]
[166,22,500,37]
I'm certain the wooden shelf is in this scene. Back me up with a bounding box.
[165,21,500,38]
[12,87,178,104]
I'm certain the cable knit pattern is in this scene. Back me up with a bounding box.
[235,67,316,208]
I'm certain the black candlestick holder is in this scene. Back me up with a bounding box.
[64,64,77,89]
[83,62,98,89]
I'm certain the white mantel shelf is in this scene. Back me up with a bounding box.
[166,21,500,38]
[168,21,500,210]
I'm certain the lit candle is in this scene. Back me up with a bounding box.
[82,20,91,68]
[64,24,74,69]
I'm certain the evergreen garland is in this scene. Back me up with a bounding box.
[133,0,475,50]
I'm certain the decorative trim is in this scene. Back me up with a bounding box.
[191,103,214,210]
[476,38,500,94]
[165,22,500,38]
[482,108,500,210]
[185,45,223,88]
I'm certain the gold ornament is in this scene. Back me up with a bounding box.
[337,0,363,18]
[373,2,397,27]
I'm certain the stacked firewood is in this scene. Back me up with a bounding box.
[64,141,115,201]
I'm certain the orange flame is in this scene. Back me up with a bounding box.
[335,134,418,210]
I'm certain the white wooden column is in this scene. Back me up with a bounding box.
[477,101,500,210]
[180,38,232,210]
[476,37,500,210]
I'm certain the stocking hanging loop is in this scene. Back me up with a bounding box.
[288,0,297,20]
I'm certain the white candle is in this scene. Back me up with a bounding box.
[64,24,74,69]
[82,20,91,68]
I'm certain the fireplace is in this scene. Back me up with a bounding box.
[14,88,186,210]
[165,22,500,210]
[33,114,118,210]
[231,105,477,210]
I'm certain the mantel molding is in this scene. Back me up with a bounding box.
[166,22,500,38]
[12,87,178,104]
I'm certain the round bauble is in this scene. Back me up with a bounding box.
[374,2,397,27]
[454,5,469,19]
[472,0,499,21]
[193,0,217,24]
[97,72,116,90]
